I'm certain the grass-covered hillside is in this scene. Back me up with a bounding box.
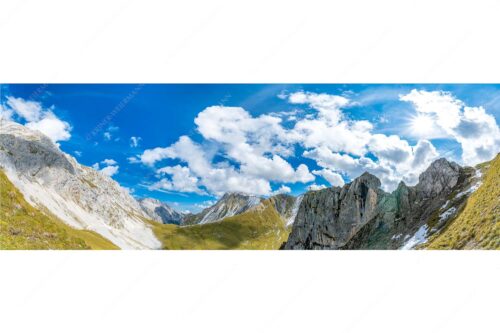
[150,200,289,250]
[0,169,119,250]
[426,154,500,250]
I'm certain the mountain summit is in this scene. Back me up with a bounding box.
[0,121,497,250]
[183,192,262,225]
[0,121,160,249]
[284,157,483,250]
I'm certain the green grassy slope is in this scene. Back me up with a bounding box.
[150,200,289,250]
[0,169,119,250]
[426,154,500,250]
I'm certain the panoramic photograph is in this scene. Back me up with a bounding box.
[0,84,498,250]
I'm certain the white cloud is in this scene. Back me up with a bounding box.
[285,92,373,156]
[92,159,119,177]
[140,106,315,196]
[74,151,82,157]
[144,136,274,196]
[140,147,172,165]
[102,159,117,166]
[303,139,438,191]
[127,156,140,164]
[26,115,71,143]
[138,93,440,193]
[194,106,314,183]
[312,169,345,187]
[307,184,327,191]
[137,88,499,195]
[285,91,439,190]
[103,132,112,140]
[400,89,500,165]
[271,185,292,195]
[130,136,142,147]
[152,165,205,194]
[3,96,71,144]
[0,104,14,120]
[100,165,119,177]
[6,96,42,122]
[286,91,350,124]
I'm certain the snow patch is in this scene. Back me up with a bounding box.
[439,207,457,222]
[401,225,428,250]
[456,168,483,199]
[286,195,303,226]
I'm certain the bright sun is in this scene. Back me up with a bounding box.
[409,113,435,137]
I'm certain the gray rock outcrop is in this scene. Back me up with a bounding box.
[0,121,161,249]
[138,198,184,225]
[284,158,475,250]
[183,192,262,225]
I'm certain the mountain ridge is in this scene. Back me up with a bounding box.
[0,121,160,249]
[0,120,497,250]
[284,157,484,249]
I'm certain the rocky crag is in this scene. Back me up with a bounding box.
[0,121,161,249]
[284,158,480,249]
[138,198,184,225]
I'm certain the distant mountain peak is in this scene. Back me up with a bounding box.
[183,191,262,225]
[138,197,184,225]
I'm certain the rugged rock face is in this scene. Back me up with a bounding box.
[0,121,161,249]
[183,192,261,225]
[138,198,184,225]
[284,159,477,250]
[268,194,303,226]
[415,158,462,199]
[284,172,386,249]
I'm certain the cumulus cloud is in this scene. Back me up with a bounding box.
[92,159,119,177]
[102,159,117,166]
[0,103,14,120]
[3,96,71,143]
[271,185,292,195]
[307,184,327,191]
[285,91,439,190]
[312,169,345,187]
[137,89,498,196]
[100,165,119,177]
[152,165,205,194]
[138,94,440,193]
[284,91,372,156]
[400,89,500,165]
[139,106,315,196]
[142,136,276,196]
[285,91,350,124]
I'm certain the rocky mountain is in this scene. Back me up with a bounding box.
[268,193,303,227]
[182,192,262,225]
[138,198,184,225]
[0,121,161,249]
[0,168,118,249]
[424,154,499,249]
[1,120,496,250]
[151,199,289,249]
[284,158,484,250]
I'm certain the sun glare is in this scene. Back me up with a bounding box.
[409,113,435,137]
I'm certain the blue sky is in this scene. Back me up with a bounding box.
[2,84,500,213]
